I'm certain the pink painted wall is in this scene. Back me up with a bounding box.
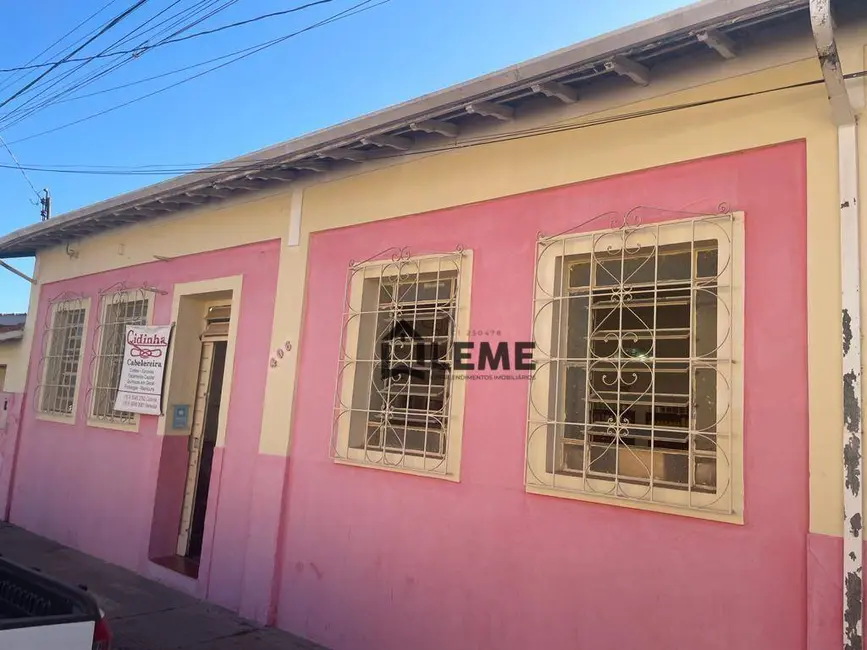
[277,142,810,650]
[807,534,867,649]
[8,239,281,614]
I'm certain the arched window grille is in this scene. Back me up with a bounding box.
[87,283,163,425]
[36,292,88,418]
[331,246,469,477]
[526,207,742,515]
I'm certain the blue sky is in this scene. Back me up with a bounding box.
[0,0,688,312]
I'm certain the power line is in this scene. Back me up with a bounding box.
[0,0,224,218]
[0,0,193,129]
[0,0,239,132]
[44,46,266,106]
[149,0,336,44]
[0,0,123,97]
[5,0,389,145]
[0,0,229,127]
[0,0,341,74]
[6,1,335,111]
[0,134,40,199]
[0,0,152,113]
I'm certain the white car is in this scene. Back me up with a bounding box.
[0,556,112,650]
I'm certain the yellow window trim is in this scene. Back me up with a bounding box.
[332,250,473,481]
[526,213,744,522]
[86,290,156,432]
[36,296,91,426]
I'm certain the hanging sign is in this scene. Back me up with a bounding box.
[114,324,172,416]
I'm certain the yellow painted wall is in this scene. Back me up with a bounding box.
[0,338,24,391]
[25,22,867,537]
[0,341,16,390]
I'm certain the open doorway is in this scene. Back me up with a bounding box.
[176,305,231,569]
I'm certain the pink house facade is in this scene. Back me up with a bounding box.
[0,2,865,649]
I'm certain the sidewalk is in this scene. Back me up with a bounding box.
[0,523,324,650]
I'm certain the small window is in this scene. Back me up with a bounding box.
[202,305,231,340]
[527,213,741,516]
[90,295,149,424]
[332,250,470,477]
[39,301,87,418]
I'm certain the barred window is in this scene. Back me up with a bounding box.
[332,249,470,477]
[90,295,149,424]
[39,301,87,417]
[527,212,741,515]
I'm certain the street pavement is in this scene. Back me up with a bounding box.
[0,523,324,650]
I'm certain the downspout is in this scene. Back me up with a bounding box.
[809,2,861,650]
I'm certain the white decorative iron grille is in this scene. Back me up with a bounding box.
[527,209,738,513]
[37,294,87,417]
[332,247,465,475]
[88,284,157,424]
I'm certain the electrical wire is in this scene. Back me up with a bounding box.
[0,0,193,128]
[0,0,344,133]
[0,0,239,132]
[0,0,342,73]
[0,134,41,199]
[0,0,123,97]
[5,0,389,145]
[6,1,341,111]
[2,69,864,176]
[45,46,274,106]
[0,0,152,113]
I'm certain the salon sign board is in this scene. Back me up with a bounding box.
[114,325,172,416]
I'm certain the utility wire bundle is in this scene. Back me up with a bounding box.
[0,0,389,191]
[0,0,861,184]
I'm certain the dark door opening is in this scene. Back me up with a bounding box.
[185,340,227,561]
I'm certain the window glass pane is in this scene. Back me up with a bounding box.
[559,440,584,473]
[91,297,148,422]
[623,250,655,285]
[657,250,691,282]
[694,456,717,490]
[351,269,458,461]
[564,297,589,359]
[553,239,722,493]
[563,365,586,425]
[593,258,621,287]
[41,305,86,416]
[695,288,718,358]
[697,247,718,279]
[568,262,590,289]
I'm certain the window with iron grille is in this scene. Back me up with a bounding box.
[90,295,149,424]
[527,212,741,515]
[332,249,470,477]
[39,301,87,417]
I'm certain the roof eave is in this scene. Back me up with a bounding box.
[0,0,809,259]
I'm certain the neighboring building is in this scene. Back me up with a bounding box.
[0,314,25,391]
[0,1,864,648]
